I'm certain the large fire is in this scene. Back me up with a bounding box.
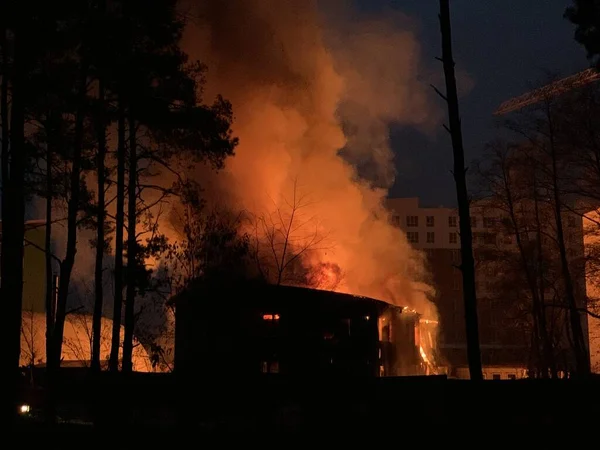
[36,1,444,375]
[178,0,438,318]
[130,0,445,372]
[134,0,442,368]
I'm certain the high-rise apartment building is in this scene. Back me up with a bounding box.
[386,197,589,379]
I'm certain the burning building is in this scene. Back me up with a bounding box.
[172,281,435,378]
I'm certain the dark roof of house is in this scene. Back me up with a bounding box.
[170,280,413,317]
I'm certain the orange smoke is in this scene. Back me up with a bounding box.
[180,0,438,318]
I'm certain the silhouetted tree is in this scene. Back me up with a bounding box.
[90,0,110,372]
[0,7,14,423]
[51,35,90,383]
[436,0,482,380]
[21,4,91,421]
[112,0,237,373]
[250,179,335,289]
[166,190,253,292]
[473,142,562,377]
[0,0,59,423]
[501,81,591,376]
[109,99,126,371]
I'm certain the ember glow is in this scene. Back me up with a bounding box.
[180,0,439,324]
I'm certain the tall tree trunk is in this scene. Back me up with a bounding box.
[438,0,482,380]
[0,21,8,347]
[532,173,556,377]
[1,24,8,227]
[500,156,546,376]
[122,110,137,373]
[109,97,126,371]
[504,190,543,376]
[0,18,9,325]
[546,105,589,376]
[51,58,88,370]
[92,77,106,372]
[3,26,27,424]
[44,128,56,423]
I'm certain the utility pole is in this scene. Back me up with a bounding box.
[436,0,483,380]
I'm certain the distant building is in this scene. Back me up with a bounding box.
[20,311,152,371]
[1,220,154,371]
[0,220,48,314]
[582,210,600,373]
[386,197,589,379]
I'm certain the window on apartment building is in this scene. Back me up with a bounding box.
[448,216,457,227]
[407,231,419,243]
[492,373,501,380]
[507,374,516,380]
[471,216,477,228]
[426,232,435,243]
[426,216,435,227]
[483,217,496,228]
[391,215,400,227]
[406,215,419,227]
[449,232,458,244]
[426,248,435,258]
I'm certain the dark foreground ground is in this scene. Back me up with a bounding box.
[14,370,600,434]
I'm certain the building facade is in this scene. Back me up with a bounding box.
[582,210,600,373]
[1,220,154,370]
[386,197,589,379]
[0,220,48,314]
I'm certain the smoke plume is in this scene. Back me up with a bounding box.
[177,0,438,317]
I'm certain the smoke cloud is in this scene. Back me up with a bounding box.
[180,0,439,318]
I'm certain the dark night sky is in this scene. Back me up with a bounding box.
[352,0,588,207]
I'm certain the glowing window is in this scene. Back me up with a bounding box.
[261,361,279,373]
[262,313,280,321]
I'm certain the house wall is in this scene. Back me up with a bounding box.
[22,224,47,314]
[0,220,47,314]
